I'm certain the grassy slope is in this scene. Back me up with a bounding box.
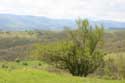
[0,69,124,83]
[0,61,124,83]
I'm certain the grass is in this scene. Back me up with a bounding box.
[0,30,125,83]
[0,61,124,83]
[0,69,124,83]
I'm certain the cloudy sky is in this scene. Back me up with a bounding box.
[0,0,125,21]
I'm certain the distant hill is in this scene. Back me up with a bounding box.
[0,14,125,31]
[0,14,76,31]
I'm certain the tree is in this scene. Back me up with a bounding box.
[54,19,104,77]
[31,19,105,77]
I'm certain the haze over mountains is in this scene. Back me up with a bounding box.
[0,14,125,31]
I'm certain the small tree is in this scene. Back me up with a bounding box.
[53,19,104,77]
[31,19,105,77]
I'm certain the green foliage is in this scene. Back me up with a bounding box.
[57,19,104,77]
[31,19,105,77]
[15,58,21,63]
[97,53,125,79]
[1,64,8,69]
[22,62,28,66]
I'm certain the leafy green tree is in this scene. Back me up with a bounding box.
[55,19,104,77]
[31,19,105,77]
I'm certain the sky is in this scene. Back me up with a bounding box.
[0,0,125,21]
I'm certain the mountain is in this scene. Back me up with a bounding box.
[94,20,125,29]
[0,14,125,31]
[0,14,76,31]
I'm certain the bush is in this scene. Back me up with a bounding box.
[15,58,21,63]
[31,19,105,77]
[38,62,42,66]
[1,64,8,69]
[22,62,28,66]
[96,53,125,80]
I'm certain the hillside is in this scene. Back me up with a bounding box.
[0,69,124,83]
[0,30,125,61]
[0,31,66,61]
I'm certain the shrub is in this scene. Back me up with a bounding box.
[96,53,125,80]
[1,64,8,69]
[22,62,28,66]
[31,19,105,77]
[38,62,42,66]
[15,58,21,63]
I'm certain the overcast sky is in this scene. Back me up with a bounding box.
[0,0,125,21]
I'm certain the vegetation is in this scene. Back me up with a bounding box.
[96,53,125,79]
[0,28,125,61]
[62,19,104,77]
[32,19,105,77]
[0,68,124,83]
[0,19,125,82]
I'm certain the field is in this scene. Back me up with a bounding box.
[0,69,124,83]
[0,60,124,83]
[0,30,125,83]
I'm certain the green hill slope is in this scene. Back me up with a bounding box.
[0,69,124,83]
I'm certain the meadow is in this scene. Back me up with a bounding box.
[0,61,124,83]
[0,69,124,83]
[0,28,125,83]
